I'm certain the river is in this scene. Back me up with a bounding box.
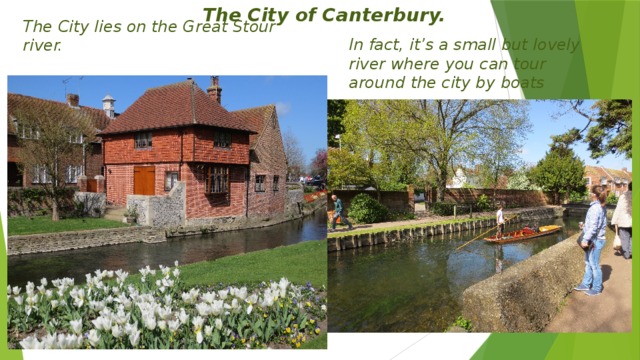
[328,216,583,332]
[8,210,327,287]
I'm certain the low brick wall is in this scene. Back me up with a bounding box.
[462,231,610,332]
[426,188,554,207]
[329,190,414,214]
[328,206,563,252]
[8,227,166,256]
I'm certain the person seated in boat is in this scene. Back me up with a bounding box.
[496,203,505,239]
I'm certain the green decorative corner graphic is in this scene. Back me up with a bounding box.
[474,0,639,358]
[1,215,23,359]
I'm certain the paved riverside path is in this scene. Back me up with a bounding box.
[328,206,545,234]
[544,244,632,332]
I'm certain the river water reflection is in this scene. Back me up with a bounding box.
[8,211,327,287]
[328,216,582,332]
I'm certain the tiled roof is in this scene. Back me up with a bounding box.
[7,93,111,136]
[231,104,277,148]
[585,165,632,183]
[99,80,255,135]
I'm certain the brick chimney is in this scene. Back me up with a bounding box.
[66,93,80,107]
[207,76,222,104]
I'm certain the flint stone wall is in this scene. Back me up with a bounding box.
[8,227,166,256]
[74,192,106,217]
[127,182,186,228]
[461,231,605,332]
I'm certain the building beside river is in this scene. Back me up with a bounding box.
[98,77,287,224]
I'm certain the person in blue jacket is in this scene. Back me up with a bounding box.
[574,185,608,296]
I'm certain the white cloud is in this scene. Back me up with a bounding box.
[275,102,292,117]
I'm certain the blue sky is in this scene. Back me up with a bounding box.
[520,100,632,171]
[8,75,327,164]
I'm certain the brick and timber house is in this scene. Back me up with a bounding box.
[98,77,287,224]
[7,93,113,189]
[232,104,287,217]
[584,165,632,196]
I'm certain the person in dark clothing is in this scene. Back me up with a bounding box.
[331,194,353,231]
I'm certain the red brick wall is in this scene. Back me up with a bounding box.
[182,163,247,219]
[85,143,103,178]
[427,188,553,207]
[186,128,250,164]
[106,164,133,205]
[106,163,183,205]
[104,127,250,166]
[103,129,182,164]
[248,113,287,216]
[106,162,248,218]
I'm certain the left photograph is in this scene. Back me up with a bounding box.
[5,75,328,349]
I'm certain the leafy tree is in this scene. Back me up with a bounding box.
[475,120,529,193]
[328,100,347,148]
[553,99,631,159]
[282,129,306,181]
[529,147,585,204]
[341,100,529,202]
[327,148,371,189]
[14,103,96,221]
[506,166,540,190]
[309,148,327,178]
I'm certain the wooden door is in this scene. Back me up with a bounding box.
[134,166,155,195]
[86,179,98,192]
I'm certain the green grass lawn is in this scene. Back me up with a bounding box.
[8,216,131,236]
[327,215,494,238]
[178,239,328,289]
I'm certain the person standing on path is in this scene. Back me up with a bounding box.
[331,194,353,231]
[574,185,608,296]
[496,204,505,239]
[611,182,632,260]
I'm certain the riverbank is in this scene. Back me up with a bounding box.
[7,198,327,256]
[544,237,632,332]
[328,206,563,252]
[8,239,328,349]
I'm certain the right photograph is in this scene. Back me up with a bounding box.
[326,99,632,333]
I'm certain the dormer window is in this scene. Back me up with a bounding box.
[600,176,608,185]
[134,132,152,149]
[69,133,84,144]
[14,119,40,139]
[214,131,231,148]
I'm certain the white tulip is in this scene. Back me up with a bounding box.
[87,329,101,347]
[69,319,83,335]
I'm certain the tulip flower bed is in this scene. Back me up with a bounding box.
[303,190,327,203]
[8,262,327,349]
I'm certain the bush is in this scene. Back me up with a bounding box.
[347,193,388,224]
[607,191,619,204]
[476,194,492,212]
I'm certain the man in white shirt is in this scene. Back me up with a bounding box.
[496,203,505,239]
[612,182,632,260]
